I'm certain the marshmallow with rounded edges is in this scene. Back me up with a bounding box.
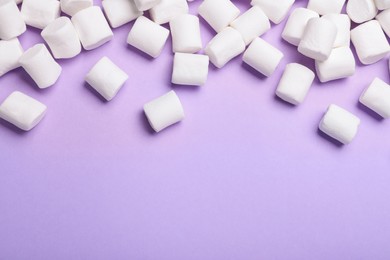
[71,6,113,50]
[19,44,62,89]
[360,77,390,118]
[127,16,169,58]
[319,104,360,145]
[170,14,202,53]
[347,0,378,24]
[21,0,60,30]
[376,9,390,38]
[198,0,240,33]
[102,0,143,28]
[351,20,390,65]
[298,17,337,61]
[0,91,47,131]
[205,27,245,69]
[282,8,319,46]
[374,0,390,10]
[251,0,295,24]
[150,0,188,24]
[0,0,26,40]
[243,37,283,77]
[144,90,184,132]
[307,0,345,15]
[134,0,161,11]
[230,6,270,46]
[0,38,23,77]
[172,53,209,86]
[322,14,350,48]
[41,17,81,59]
[60,0,92,16]
[276,63,315,105]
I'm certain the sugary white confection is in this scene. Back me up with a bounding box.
[374,0,390,10]
[243,37,283,77]
[347,0,378,24]
[170,14,202,53]
[298,17,337,61]
[144,90,185,132]
[171,53,209,86]
[60,0,92,16]
[322,14,350,48]
[85,57,128,101]
[0,91,47,131]
[307,0,345,15]
[0,0,26,40]
[133,0,161,11]
[41,17,81,59]
[0,38,23,77]
[204,27,245,68]
[127,16,170,58]
[276,63,315,105]
[281,8,319,46]
[315,46,355,83]
[71,6,113,50]
[19,44,62,89]
[198,0,240,33]
[376,9,390,38]
[251,0,295,24]
[102,0,143,28]
[150,0,188,24]
[21,0,60,30]
[319,104,361,145]
[351,20,390,65]
[359,77,390,118]
[230,6,270,46]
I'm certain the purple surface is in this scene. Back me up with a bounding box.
[1,0,390,259]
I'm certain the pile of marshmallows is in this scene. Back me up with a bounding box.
[1,0,390,144]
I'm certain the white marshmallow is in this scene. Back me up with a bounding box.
[85,57,128,101]
[170,14,202,53]
[102,0,143,28]
[347,0,378,24]
[307,0,345,15]
[298,17,337,61]
[230,6,270,46]
[0,38,23,77]
[60,0,92,16]
[374,0,390,10]
[19,44,62,89]
[0,91,47,131]
[376,9,390,38]
[204,27,245,69]
[171,53,209,86]
[0,0,26,40]
[281,8,319,46]
[276,63,315,105]
[133,0,161,11]
[322,14,350,48]
[250,0,295,24]
[150,0,188,24]
[21,0,60,30]
[144,90,184,132]
[127,16,169,58]
[41,17,81,59]
[360,77,390,118]
[198,0,240,33]
[319,104,360,145]
[351,20,390,65]
[71,6,113,50]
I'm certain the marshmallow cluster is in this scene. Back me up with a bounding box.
[251,0,294,24]
[102,0,143,28]
[21,0,61,30]
[0,0,26,40]
[150,0,189,24]
[60,0,92,16]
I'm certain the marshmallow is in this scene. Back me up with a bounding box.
[21,0,60,30]
[347,0,378,24]
[150,0,188,24]
[250,0,295,24]
[276,63,315,105]
[360,77,390,118]
[171,53,209,86]
[85,57,128,101]
[102,0,143,28]
[0,0,26,40]
[298,17,337,61]
[170,14,202,53]
[230,6,270,46]
[60,0,92,16]
[307,0,345,15]
[282,8,319,46]
[0,91,47,131]
[127,16,170,58]
[198,0,240,33]
[351,20,390,65]
[319,104,361,145]
[41,17,81,59]
[144,90,184,132]
[19,44,62,89]
[205,27,245,68]
[0,38,23,77]
[322,14,350,48]
[71,6,113,50]
[133,0,161,11]
[374,0,390,10]
[376,9,390,38]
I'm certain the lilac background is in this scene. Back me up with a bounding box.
[1,0,390,259]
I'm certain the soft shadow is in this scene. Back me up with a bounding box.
[126,44,155,61]
[273,94,298,109]
[0,119,28,136]
[83,82,108,103]
[317,128,344,148]
[357,102,384,122]
[139,110,155,135]
[241,62,268,80]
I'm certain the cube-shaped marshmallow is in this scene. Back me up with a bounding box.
[251,0,295,24]
[171,53,209,86]
[198,0,240,33]
[21,0,60,30]
[149,0,188,24]
[102,0,143,28]
[0,0,26,40]
[170,14,202,53]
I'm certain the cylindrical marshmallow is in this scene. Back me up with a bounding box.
[41,17,81,59]
[0,91,47,131]
[347,0,378,24]
[205,27,245,69]
[170,14,202,53]
[322,14,350,48]
[307,0,346,15]
[149,0,188,24]
[127,16,170,58]
[376,9,390,38]
[230,6,270,46]
[21,0,60,30]
[360,77,390,118]
[0,0,26,40]
[133,0,161,11]
[251,0,295,24]
[19,44,62,89]
[198,0,240,33]
[374,0,390,10]
[0,38,23,77]
[102,0,143,28]
[71,6,113,50]
[171,53,209,86]
[143,90,185,133]
[60,0,92,16]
